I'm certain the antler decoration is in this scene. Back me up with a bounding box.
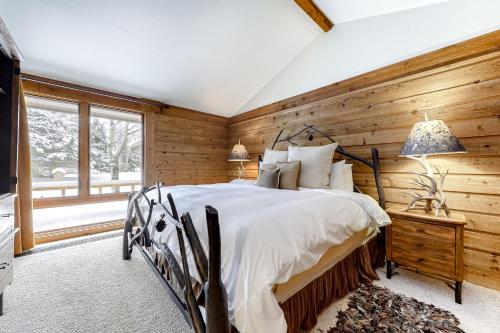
[402,155,451,217]
[236,161,246,179]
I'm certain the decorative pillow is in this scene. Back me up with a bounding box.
[288,143,338,188]
[259,162,276,175]
[256,168,281,189]
[276,161,301,190]
[263,148,288,165]
[329,160,346,190]
[343,164,354,192]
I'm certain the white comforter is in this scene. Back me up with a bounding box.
[141,182,390,333]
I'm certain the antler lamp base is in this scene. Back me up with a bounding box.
[236,161,247,179]
[402,155,451,218]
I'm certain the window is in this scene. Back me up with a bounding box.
[25,95,144,209]
[26,96,80,199]
[89,107,142,195]
[23,80,149,239]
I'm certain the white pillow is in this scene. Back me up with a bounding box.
[329,160,346,190]
[329,161,354,192]
[343,164,354,192]
[288,143,337,188]
[263,148,288,165]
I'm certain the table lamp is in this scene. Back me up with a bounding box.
[399,113,466,217]
[228,140,250,179]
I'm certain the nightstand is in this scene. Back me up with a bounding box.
[385,206,466,304]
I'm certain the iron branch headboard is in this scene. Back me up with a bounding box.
[260,124,386,209]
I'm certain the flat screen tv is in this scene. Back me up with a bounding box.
[0,49,20,195]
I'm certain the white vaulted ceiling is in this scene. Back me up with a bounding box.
[315,0,449,24]
[0,0,321,116]
[2,0,495,117]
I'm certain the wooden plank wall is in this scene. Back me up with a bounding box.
[145,106,229,186]
[228,31,500,290]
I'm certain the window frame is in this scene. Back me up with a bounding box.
[23,80,151,209]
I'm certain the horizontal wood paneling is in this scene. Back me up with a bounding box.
[229,30,500,290]
[147,106,229,186]
[231,30,500,124]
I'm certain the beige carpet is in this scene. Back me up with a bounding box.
[1,235,499,333]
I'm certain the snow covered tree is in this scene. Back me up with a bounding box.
[89,115,141,191]
[27,108,78,178]
[89,117,109,173]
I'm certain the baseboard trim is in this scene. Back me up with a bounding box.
[34,220,124,245]
[17,231,122,257]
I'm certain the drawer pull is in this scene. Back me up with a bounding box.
[0,262,10,270]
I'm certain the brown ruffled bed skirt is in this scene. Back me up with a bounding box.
[141,232,382,333]
[279,243,379,333]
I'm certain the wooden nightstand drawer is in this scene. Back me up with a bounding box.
[392,232,455,261]
[392,218,455,242]
[392,250,455,279]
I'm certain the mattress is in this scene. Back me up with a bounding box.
[273,227,377,303]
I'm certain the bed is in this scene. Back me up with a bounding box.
[122,125,390,333]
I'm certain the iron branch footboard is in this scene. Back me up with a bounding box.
[122,183,233,333]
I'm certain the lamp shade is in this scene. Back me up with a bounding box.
[228,141,250,161]
[400,119,466,156]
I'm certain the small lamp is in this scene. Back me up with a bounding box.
[228,140,250,179]
[399,113,466,217]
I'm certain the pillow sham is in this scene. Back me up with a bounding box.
[256,168,281,189]
[288,143,337,189]
[263,148,288,165]
[276,161,301,190]
[343,164,354,192]
[329,160,346,190]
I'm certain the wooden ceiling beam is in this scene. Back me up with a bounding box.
[295,0,333,32]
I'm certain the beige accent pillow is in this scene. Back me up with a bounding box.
[276,161,301,190]
[256,168,281,189]
[288,143,338,188]
[259,162,276,175]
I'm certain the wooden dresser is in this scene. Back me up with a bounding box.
[0,193,16,315]
[386,206,466,304]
